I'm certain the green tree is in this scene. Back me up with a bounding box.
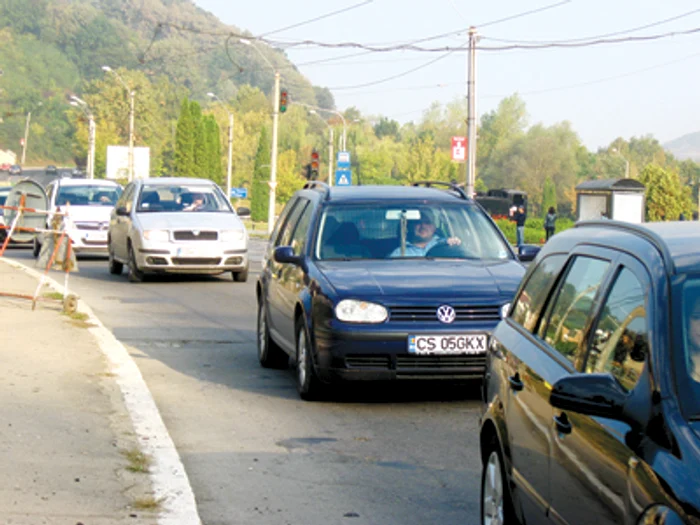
[639,165,693,221]
[251,127,271,222]
[277,149,306,204]
[175,97,195,177]
[541,177,557,217]
[191,101,207,178]
[374,117,400,140]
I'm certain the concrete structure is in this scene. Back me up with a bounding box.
[576,178,646,223]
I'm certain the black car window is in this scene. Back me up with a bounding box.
[271,198,298,247]
[542,256,610,368]
[511,254,567,332]
[290,202,313,256]
[585,268,648,392]
[279,199,309,248]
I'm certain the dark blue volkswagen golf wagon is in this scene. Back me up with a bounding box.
[256,181,532,400]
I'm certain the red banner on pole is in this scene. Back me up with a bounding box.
[451,136,466,162]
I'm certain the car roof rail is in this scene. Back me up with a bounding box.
[575,220,676,274]
[411,180,470,201]
[303,180,332,201]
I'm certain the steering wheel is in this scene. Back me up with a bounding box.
[426,241,468,258]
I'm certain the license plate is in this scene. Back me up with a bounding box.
[408,334,487,355]
[176,246,197,256]
[84,232,107,242]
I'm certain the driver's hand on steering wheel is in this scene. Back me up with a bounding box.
[446,236,461,246]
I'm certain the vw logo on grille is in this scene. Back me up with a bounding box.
[192,230,200,236]
[436,305,456,324]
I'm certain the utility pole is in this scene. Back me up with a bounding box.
[88,114,96,179]
[227,111,234,201]
[128,90,135,182]
[465,26,478,199]
[268,71,280,234]
[21,111,31,165]
[328,128,334,187]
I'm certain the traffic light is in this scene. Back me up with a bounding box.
[279,90,288,113]
[310,150,320,179]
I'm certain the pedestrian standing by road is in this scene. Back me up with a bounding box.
[513,205,527,247]
[544,206,557,241]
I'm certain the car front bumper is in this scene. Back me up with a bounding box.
[135,240,248,274]
[313,320,500,382]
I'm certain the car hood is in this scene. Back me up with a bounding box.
[60,206,113,224]
[135,212,244,231]
[316,259,525,302]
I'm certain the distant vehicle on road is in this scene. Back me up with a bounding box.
[0,185,10,243]
[45,165,58,175]
[33,178,123,258]
[107,177,249,282]
[71,167,86,178]
[8,165,22,176]
[0,163,10,172]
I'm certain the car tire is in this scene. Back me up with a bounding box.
[108,241,123,275]
[232,263,249,282]
[481,439,518,525]
[257,301,288,369]
[127,243,145,283]
[32,237,41,258]
[295,318,323,401]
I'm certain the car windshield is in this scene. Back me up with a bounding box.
[680,279,700,418]
[56,185,122,206]
[315,203,513,261]
[136,183,230,213]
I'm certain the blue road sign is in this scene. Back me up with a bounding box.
[337,151,351,169]
[230,187,248,199]
[335,169,352,186]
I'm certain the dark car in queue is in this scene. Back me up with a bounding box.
[256,181,533,400]
[480,220,700,525]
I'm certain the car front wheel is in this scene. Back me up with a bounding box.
[257,300,288,368]
[296,319,323,401]
[32,237,41,258]
[481,442,517,525]
[127,243,144,283]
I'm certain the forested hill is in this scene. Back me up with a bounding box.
[0,0,330,161]
[664,131,700,162]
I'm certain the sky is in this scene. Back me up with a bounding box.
[192,0,700,151]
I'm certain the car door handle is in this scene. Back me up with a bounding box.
[508,373,524,391]
[553,413,572,435]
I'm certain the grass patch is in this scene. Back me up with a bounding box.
[43,292,64,301]
[68,312,89,321]
[132,496,163,511]
[122,448,151,473]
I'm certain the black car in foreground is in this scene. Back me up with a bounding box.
[256,181,531,400]
[480,220,700,525]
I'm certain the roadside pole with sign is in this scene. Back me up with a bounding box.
[451,136,467,163]
[335,151,352,186]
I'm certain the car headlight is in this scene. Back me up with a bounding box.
[143,230,169,242]
[500,303,511,319]
[335,299,388,324]
[220,229,245,242]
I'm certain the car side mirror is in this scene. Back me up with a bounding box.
[550,373,626,420]
[236,206,251,218]
[518,244,540,262]
[273,246,304,267]
[115,206,129,217]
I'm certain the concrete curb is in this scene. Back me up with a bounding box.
[0,258,202,525]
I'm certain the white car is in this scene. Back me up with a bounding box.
[108,178,249,282]
[33,179,123,257]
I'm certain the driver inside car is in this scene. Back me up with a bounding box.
[389,209,461,258]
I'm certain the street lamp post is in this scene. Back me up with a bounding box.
[309,110,334,186]
[612,147,630,179]
[298,103,347,151]
[240,38,279,234]
[70,96,96,179]
[20,111,31,166]
[102,66,135,182]
[207,92,234,201]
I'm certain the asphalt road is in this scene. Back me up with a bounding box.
[4,238,485,525]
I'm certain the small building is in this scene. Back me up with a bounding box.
[575,178,646,223]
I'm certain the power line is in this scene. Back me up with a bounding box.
[257,0,374,38]
[483,6,700,44]
[478,0,571,29]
